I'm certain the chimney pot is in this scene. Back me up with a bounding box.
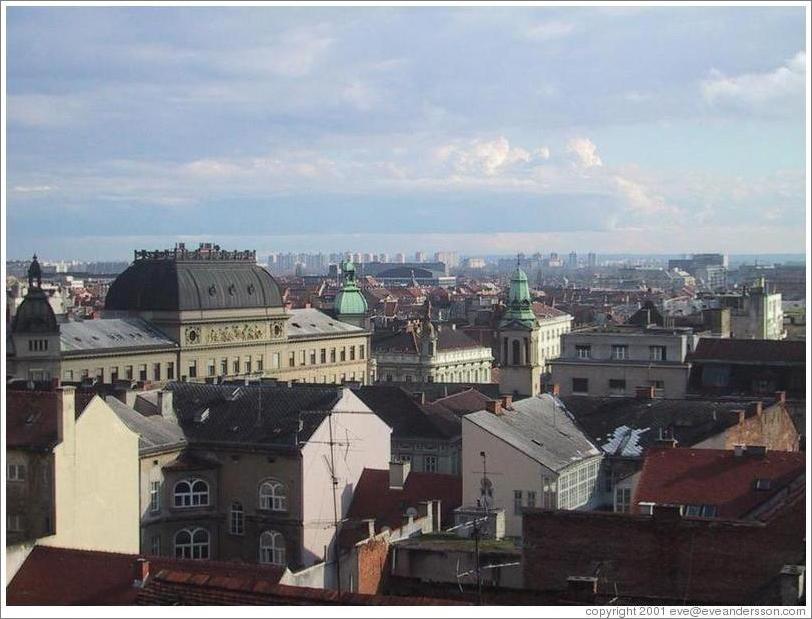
[500,395,513,410]
[134,558,150,586]
[389,460,410,489]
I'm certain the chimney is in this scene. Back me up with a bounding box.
[779,565,805,606]
[636,386,656,400]
[652,504,682,522]
[451,323,457,330]
[485,400,502,415]
[157,389,176,423]
[734,409,746,425]
[133,558,150,587]
[734,444,746,457]
[412,391,426,405]
[775,391,787,404]
[363,518,376,540]
[389,460,410,490]
[566,576,598,603]
[500,395,513,410]
[755,401,763,417]
[57,386,77,450]
[548,383,560,397]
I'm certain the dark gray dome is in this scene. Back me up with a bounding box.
[12,288,58,334]
[105,259,283,312]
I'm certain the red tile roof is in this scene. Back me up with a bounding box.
[634,447,805,519]
[424,388,496,417]
[532,302,568,319]
[6,390,61,451]
[343,468,461,542]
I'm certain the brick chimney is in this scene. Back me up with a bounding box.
[389,460,411,490]
[500,395,513,410]
[635,386,656,400]
[485,400,502,415]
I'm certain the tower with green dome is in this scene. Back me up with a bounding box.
[497,258,542,397]
[333,261,369,328]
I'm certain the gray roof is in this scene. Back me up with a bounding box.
[104,396,185,450]
[465,394,601,472]
[60,318,177,353]
[287,308,365,338]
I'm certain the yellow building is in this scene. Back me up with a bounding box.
[8,245,372,386]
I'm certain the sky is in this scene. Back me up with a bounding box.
[4,5,809,261]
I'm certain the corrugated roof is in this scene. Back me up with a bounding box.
[286,308,365,338]
[60,318,176,353]
[466,394,601,471]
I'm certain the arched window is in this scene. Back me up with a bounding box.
[512,339,521,365]
[173,479,210,508]
[174,527,209,560]
[259,480,287,511]
[230,501,244,535]
[259,530,285,566]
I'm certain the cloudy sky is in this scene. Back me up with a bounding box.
[5,5,808,260]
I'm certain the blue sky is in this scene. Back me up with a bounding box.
[5,6,808,260]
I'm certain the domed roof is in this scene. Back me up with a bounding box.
[12,288,58,334]
[105,245,283,312]
[334,261,368,316]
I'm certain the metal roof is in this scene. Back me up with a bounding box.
[104,396,185,450]
[286,308,365,338]
[465,394,601,472]
[60,318,177,353]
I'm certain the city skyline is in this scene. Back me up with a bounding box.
[6,6,808,260]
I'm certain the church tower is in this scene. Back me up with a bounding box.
[9,255,62,382]
[497,260,542,397]
[333,261,369,329]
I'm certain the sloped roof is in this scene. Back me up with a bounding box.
[60,318,177,353]
[561,396,765,456]
[104,396,185,450]
[532,302,570,320]
[689,338,805,364]
[424,388,497,418]
[465,395,601,472]
[286,308,365,338]
[353,385,460,440]
[167,382,344,446]
[634,447,805,519]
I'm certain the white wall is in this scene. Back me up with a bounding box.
[300,389,391,566]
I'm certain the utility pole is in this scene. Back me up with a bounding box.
[328,412,342,600]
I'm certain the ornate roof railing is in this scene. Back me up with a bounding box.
[133,243,256,263]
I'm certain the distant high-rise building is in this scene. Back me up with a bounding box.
[587,252,597,268]
[378,253,389,263]
[567,252,578,269]
[395,253,406,263]
[414,251,426,263]
[434,251,459,269]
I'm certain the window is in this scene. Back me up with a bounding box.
[309,349,316,365]
[399,454,412,463]
[340,348,346,362]
[527,491,537,508]
[230,501,244,535]
[684,504,718,518]
[575,345,591,359]
[151,535,161,556]
[7,463,26,481]
[63,369,74,381]
[609,379,626,395]
[330,348,336,363]
[615,487,631,513]
[139,364,148,381]
[174,528,209,560]
[233,358,240,374]
[173,479,210,508]
[572,378,589,394]
[167,362,175,380]
[221,359,229,375]
[259,480,287,511]
[7,514,23,532]
[208,359,216,377]
[149,481,161,513]
[386,374,393,382]
[511,339,521,365]
[558,459,599,510]
[110,367,118,382]
[245,357,252,374]
[514,490,523,515]
[350,346,356,361]
[299,350,306,366]
[95,367,105,381]
[153,363,161,381]
[259,530,285,566]
[649,346,666,361]
[611,345,627,360]
[359,345,365,360]
[320,349,327,364]
[424,455,438,473]
[125,366,133,380]
[187,361,197,379]
[257,355,264,371]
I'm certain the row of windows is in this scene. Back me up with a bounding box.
[151,478,288,512]
[395,454,438,473]
[557,460,600,510]
[7,463,26,481]
[287,345,365,369]
[161,528,286,565]
[574,344,667,361]
[64,362,176,383]
[189,355,265,379]
[28,339,49,352]
[384,367,488,383]
[572,378,666,395]
[513,490,538,515]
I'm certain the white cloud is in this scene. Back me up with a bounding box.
[566,137,602,168]
[612,175,669,214]
[701,51,806,111]
[12,185,55,193]
[525,20,575,41]
[434,137,549,177]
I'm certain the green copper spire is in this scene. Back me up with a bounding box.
[500,259,537,327]
[334,261,368,316]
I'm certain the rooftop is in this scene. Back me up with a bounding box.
[286,308,366,338]
[688,337,806,365]
[60,317,177,353]
[353,385,460,440]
